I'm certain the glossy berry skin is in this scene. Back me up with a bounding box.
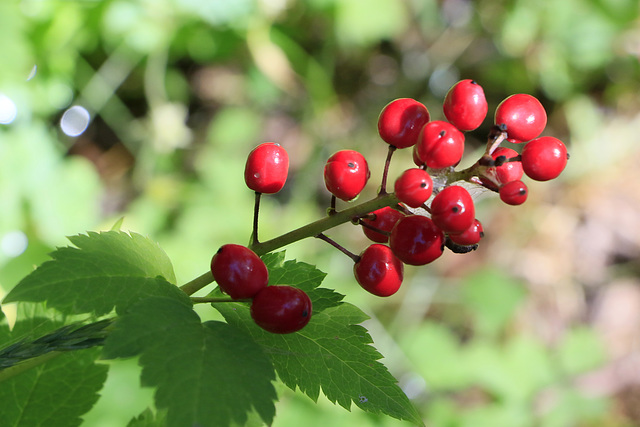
[361,206,404,243]
[443,80,488,131]
[499,180,528,205]
[430,185,475,234]
[324,150,371,201]
[389,215,445,266]
[250,285,312,334]
[211,244,268,299]
[244,142,289,194]
[488,147,523,185]
[377,98,430,149]
[521,136,568,181]
[354,244,404,297]
[415,121,465,169]
[394,168,433,208]
[494,94,547,143]
[448,219,484,246]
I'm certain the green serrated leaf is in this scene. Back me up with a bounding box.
[103,296,277,427]
[111,216,126,231]
[128,408,167,427]
[260,251,343,312]
[215,301,423,426]
[0,318,108,427]
[3,231,185,316]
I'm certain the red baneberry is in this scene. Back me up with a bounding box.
[443,79,488,132]
[499,180,528,205]
[244,142,289,194]
[389,215,444,266]
[394,168,433,208]
[415,120,465,169]
[250,285,312,334]
[487,147,523,185]
[354,244,404,297]
[361,206,404,243]
[521,136,568,181]
[324,150,371,201]
[430,185,475,234]
[378,98,430,149]
[210,244,268,299]
[448,219,484,246]
[494,94,547,143]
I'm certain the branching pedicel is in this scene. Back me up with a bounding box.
[193,79,569,334]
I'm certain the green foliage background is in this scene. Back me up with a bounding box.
[1,0,639,426]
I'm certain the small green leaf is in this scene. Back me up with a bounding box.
[110,216,126,231]
[103,296,277,427]
[127,408,167,427]
[0,318,108,427]
[215,301,423,425]
[3,231,184,316]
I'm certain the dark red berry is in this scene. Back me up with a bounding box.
[323,150,371,201]
[354,244,404,297]
[377,98,430,149]
[361,206,404,243]
[494,94,547,143]
[415,120,465,169]
[389,215,445,266]
[430,185,475,234]
[487,147,523,185]
[394,168,433,208]
[521,136,568,181]
[448,219,484,246]
[250,285,312,334]
[499,180,528,205]
[211,244,268,299]
[443,79,488,131]
[244,142,289,194]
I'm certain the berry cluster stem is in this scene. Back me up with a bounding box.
[179,192,399,296]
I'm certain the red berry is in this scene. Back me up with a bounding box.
[394,168,433,208]
[412,145,423,167]
[244,142,289,194]
[430,185,475,234]
[448,219,484,246]
[521,136,568,181]
[250,285,312,334]
[323,150,371,201]
[494,94,547,143]
[211,244,268,299]
[354,244,404,297]
[377,98,430,149]
[487,147,523,185]
[415,121,465,169]
[361,206,404,243]
[443,79,488,131]
[499,180,528,205]
[389,215,444,266]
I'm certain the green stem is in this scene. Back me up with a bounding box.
[180,271,214,296]
[249,192,399,256]
[178,192,399,295]
[191,297,251,304]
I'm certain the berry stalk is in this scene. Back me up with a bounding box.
[180,192,400,295]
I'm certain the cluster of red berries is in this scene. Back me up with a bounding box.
[210,79,568,334]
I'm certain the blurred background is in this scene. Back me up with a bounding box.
[0,0,639,426]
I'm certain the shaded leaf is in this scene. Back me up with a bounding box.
[0,318,108,427]
[103,296,277,427]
